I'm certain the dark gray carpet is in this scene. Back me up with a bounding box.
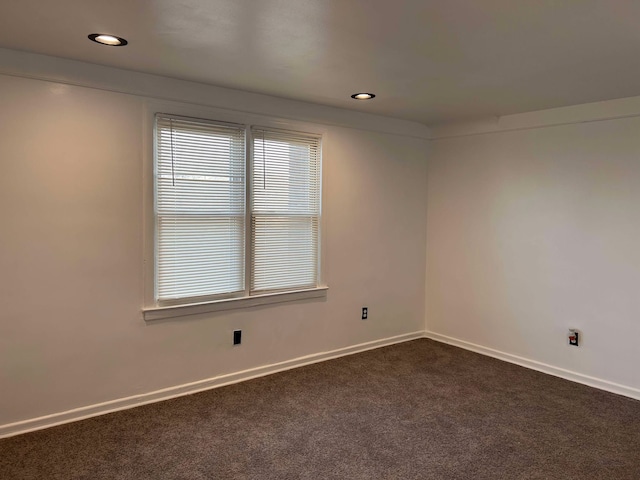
[1,339,639,479]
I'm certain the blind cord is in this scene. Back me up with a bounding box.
[262,130,266,190]
[169,118,176,187]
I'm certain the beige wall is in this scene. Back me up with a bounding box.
[0,69,428,427]
[426,113,640,392]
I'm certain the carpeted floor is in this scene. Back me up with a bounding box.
[1,339,639,479]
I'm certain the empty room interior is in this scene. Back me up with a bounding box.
[1,1,640,478]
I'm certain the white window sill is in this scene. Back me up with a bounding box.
[143,286,328,322]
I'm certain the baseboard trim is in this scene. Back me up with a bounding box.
[0,331,424,439]
[424,331,640,402]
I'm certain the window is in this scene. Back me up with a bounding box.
[251,127,321,292]
[153,114,322,307]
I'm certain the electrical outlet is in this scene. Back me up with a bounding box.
[362,307,368,320]
[568,329,579,347]
[233,330,242,346]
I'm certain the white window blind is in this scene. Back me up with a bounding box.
[251,127,321,292]
[155,115,246,302]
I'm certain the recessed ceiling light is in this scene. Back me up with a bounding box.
[351,93,375,100]
[88,33,128,46]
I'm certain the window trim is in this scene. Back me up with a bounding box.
[142,100,328,320]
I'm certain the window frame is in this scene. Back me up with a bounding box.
[142,101,327,321]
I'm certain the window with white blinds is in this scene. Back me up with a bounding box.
[155,115,246,302]
[154,114,322,305]
[251,128,321,293]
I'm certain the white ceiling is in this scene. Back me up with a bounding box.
[2,0,640,125]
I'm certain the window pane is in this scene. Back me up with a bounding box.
[252,137,320,215]
[157,215,245,300]
[251,215,318,291]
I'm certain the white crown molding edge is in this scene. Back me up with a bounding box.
[429,95,640,139]
[0,331,424,439]
[0,47,430,140]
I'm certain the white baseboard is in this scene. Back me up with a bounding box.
[5,330,637,439]
[0,331,424,439]
[424,331,640,402]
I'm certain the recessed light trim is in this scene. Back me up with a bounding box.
[88,33,128,46]
[351,93,375,100]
